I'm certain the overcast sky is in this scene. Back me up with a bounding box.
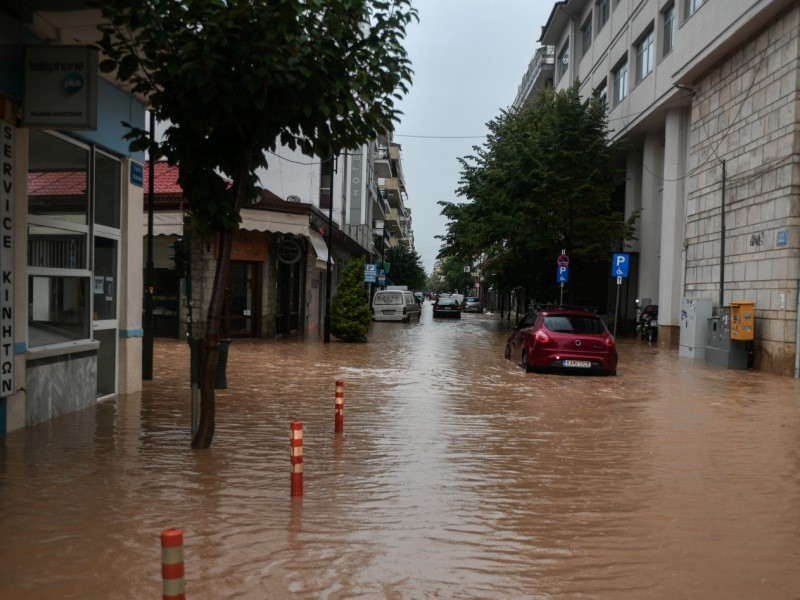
[395,1,554,274]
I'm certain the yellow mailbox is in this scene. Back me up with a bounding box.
[730,301,755,340]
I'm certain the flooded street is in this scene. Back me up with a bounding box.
[2,302,800,599]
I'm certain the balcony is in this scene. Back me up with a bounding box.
[379,177,403,208]
[513,46,555,108]
[386,208,403,236]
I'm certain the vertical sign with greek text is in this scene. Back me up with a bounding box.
[0,120,14,396]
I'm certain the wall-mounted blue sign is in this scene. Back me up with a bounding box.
[776,230,788,247]
[130,162,143,187]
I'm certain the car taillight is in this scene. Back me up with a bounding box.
[403,307,407,315]
[604,336,615,348]
[534,330,550,343]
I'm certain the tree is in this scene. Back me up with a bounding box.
[330,257,371,342]
[94,0,416,447]
[383,244,425,290]
[438,82,637,302]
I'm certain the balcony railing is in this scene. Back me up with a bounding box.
[513,46,555,108]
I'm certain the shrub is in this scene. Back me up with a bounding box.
[331,257,372,342]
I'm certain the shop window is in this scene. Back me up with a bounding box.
[28,276,90,347]
[95,152,121,229]
[27,131,122,357]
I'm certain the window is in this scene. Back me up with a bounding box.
[613,57,628,106]
[557,41,570,81]
[597,0,609,31]
[27,130,122,354]
[662,3,675,56]
[636,26,655,83]
[594,79,608,107]
[320,157,333,209]
[684,0,705,20]
[581,15,593,54]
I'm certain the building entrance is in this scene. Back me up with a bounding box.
[221,261,262,338]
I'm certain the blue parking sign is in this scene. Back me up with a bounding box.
[611,253,629,277]
[557,265,569,283]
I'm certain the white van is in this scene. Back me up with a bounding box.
[372,290,421,322]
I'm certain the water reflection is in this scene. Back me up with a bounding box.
[2,302,800,598]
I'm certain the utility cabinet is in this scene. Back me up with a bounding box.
[679,297,712,359]
[705,308,748,369]
[730,301,755,340]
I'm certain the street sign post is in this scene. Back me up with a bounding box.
[364,263,377,283]
[556,253,570,305]
[611,253,630,337]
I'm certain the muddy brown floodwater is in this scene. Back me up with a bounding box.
[2,303,800,599]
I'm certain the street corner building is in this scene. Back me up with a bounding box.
[0,4,417,435]
[516,0,800,375]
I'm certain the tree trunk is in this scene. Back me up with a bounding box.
[191,155,252,449]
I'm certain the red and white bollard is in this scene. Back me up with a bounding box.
[161,528,186,600]
[334,380,344,433]
[290,421,303,497]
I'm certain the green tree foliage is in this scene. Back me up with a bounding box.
[93,0,416,447]
[383,245,425,290]
[331,257,372,342]
[438,82,637,300]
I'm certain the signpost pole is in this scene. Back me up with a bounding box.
[560,283,564,306]
[613,276,622,338]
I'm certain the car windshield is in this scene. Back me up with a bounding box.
[465,297,479,302]
[436,298,458,306]
[374,292,403,305]
[543,315,605,334]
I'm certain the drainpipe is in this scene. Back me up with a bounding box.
[719,159,725,310]
[794,278,800,377]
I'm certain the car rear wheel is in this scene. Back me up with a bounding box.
[503,344,511,360]
[521,350,532,373]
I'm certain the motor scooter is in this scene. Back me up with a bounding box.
[635,300,659,342]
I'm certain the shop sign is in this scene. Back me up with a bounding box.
[1,120,14,396]
[232,230,266,262]
[22,46,98,129]
[277,238,303,265]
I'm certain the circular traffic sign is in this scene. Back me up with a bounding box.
[557,254,570,267]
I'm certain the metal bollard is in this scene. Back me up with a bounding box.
[290,421,303,497]
[161,528,186,600]
[334,380,344,433]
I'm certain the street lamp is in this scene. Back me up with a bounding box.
[374,219,385,289]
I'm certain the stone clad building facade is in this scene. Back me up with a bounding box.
[519,0,799,374]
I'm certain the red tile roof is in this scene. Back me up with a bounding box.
[28,170,86,197]
[143,161,182,195]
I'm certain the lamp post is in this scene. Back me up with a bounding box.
[324,155,335,344]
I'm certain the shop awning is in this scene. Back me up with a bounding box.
[144,208,310,237]
[308,229,334,270]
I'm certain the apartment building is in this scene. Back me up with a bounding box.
[517,0,799,375]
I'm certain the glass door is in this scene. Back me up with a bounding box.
[223,261,260,338]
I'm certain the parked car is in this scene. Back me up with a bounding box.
[432,297,462,319]
[372,290,422,322]
[504,305,617,375]
[462,296,483,313]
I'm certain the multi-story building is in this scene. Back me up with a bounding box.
[517,0,799,375]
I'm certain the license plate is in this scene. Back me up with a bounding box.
[563,360,591,368]
[382,311,394,315]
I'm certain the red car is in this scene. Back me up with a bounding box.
[504,306,617,375]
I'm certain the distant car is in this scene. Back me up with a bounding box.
[504,305,617,375]
[432,297,462,319]
[462,296,483,313]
